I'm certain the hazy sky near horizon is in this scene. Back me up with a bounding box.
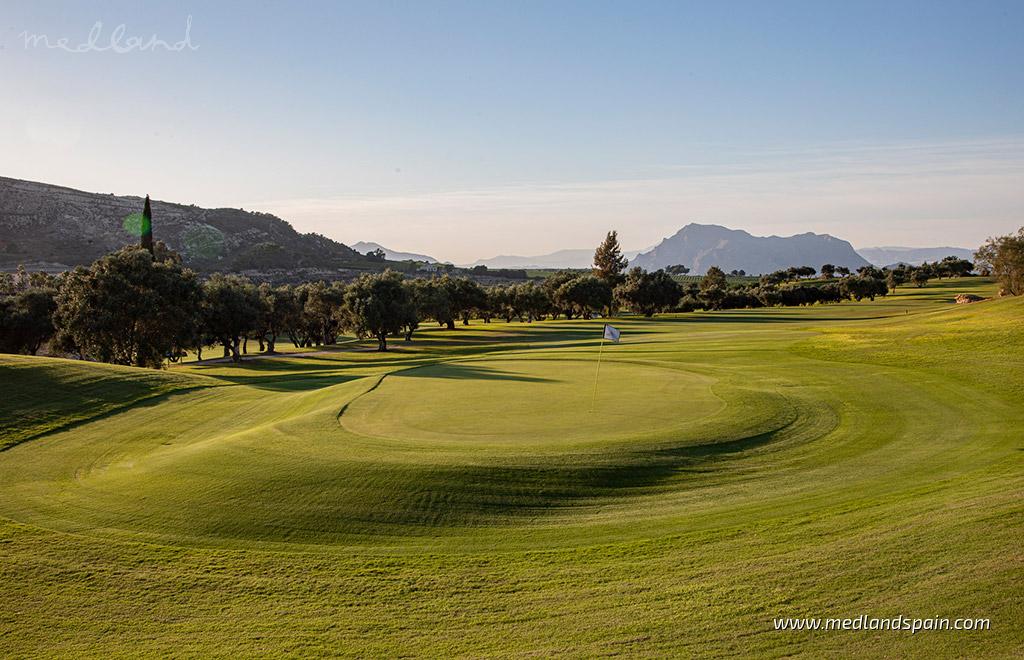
[2,1,1023,262]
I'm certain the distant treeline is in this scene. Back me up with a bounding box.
[2,225,1020,368]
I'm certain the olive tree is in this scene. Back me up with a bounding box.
[200,274,261,362]
[53,247,200,367]
[338,270,412,351]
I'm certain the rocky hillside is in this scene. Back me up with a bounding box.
[0,176,364,273]
[631,223,869,274]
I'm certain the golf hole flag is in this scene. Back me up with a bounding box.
[603,324,621,343]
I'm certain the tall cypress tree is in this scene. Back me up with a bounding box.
[140,195,154,256]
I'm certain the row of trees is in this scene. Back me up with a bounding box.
[758,256,975,286]
[5,227,1017,368]
[0,249,880,364]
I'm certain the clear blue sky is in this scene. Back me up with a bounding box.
[2,1,1022,261]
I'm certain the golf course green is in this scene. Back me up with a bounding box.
[1,278,1021,656]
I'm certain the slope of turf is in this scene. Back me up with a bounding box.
[0,278,1021,656]
[0,355,214,450]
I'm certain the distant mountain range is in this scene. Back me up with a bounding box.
[351,241,438,263]
[467,247,644,270]
[0,176,364,274]
[0,176,978,278]
[631,223,869,275]
[856,246,974,267]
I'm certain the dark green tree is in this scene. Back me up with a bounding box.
[453,277,488,325]
[509,282,551,322]
[140,195,154,256]
[200,274,261,361]
[543,271,580,319]
[841,275,888,301]
[615,267,682,317]
[0,285,57,355]
[338,270,412,351]
[401,279,425,340]
[257,284,300,354]
[302,281,347,346]
[417,276,457,329]
[555,275,612,319]
[701,266,727,290]
[885,269,906,291]
[53,247,200,367]
[593,231,629,285]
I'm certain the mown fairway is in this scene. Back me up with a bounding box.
[1,278,1021,656]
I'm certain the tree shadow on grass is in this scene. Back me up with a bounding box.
[238,420,802,539]
[394,362,559,383]
[656,312,894,324]
[1,386,210,452]
[221,372,367,392]
[190,422,798,542]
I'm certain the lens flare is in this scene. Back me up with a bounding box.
[122,212,145,237]
[182,224,225,260]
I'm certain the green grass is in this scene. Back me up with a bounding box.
[0,356,214,450]
[0,278,1021,656]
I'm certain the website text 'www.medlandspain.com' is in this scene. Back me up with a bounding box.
[773,615,991,634]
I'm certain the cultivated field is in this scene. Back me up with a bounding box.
[0,278,1021,656]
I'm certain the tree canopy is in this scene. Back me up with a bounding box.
[53,247,200,367]
[976,228,1023,295]
[614,267,682,317]
[339,270,412,351]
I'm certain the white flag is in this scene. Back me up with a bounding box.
[603,324,620,343]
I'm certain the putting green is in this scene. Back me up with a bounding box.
[340,359,724,448]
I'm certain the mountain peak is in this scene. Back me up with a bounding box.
[632,224,868,274]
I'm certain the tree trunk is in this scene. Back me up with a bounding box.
[231,337,241,362]
[377,334,387,351]
[196,346,203,362]
[266,333,276,354]
[446,319,455,330]
[242,337,248,354]
[258,336,265,352]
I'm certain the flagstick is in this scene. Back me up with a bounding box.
[591,337,605,412]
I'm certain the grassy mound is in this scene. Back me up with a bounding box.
[0,355,212,450]
[340,358,725,448]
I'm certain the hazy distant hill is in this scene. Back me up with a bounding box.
[856,246,974,267]
[0,176,363,273]
[351,241,438,263]
[469,247,643,270]
[631,223,868,275]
